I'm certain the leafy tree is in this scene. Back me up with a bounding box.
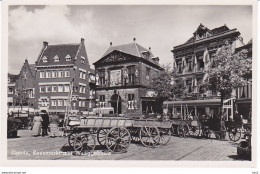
[149,65,185,113]
[200,42,251,137]
[14,89,29,116]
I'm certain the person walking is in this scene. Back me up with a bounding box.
[41,110,49,137]
[49,114,60,137]
[32,112,43,137]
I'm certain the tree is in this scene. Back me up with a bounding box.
[200,42,251,138]
[149,65,185,113]
[13,89,29,116]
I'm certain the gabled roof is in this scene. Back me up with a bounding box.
[29,64,36,76]
[102,42,154,60]
[184,24,232,44]
[37,44,80,66]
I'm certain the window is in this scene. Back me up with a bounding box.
[82,72,86,79]
[46,71,51,78]
[40,86,45,93]
[8,88,13,94]
[51,100,56,106]
[58,71,64,77]
[52,85,57,92]
[82,100,85,107]
[146,67,150,80]
[41,99,49,107]
[42,56,48,62]
[128,66,135,84]
[186,80,192,93]
[58,99,63,106]
[46,86,51,92]
[99,70,105,85]
[128,94,135,109]
[52,71,58,78]
[28,89,34,98]
[99,95,105,108]
[8,77,10,83]
[54,55,59,62]
[65,54,71,61]
[81,56,85,64]
[64,85,70,92]
[40,71,45,78]
[65,70,70,77]
[79,100,82,107]
[82,86,86,93]
[187,59,193,72]
[58,85,64,92]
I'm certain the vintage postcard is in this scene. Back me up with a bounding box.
[0,0,257,169]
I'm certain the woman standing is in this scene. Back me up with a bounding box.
[49,114,60,137]
[32,112,43,136]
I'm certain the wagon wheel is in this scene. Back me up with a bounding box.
[189,125,201,137]
[158,128,171,145]
[73,133,96,153]
[106,127,131,153]
[97,128,110,146]
[177,122,189,137]
[68,132,78,147]
[139,126,160,147]
[128,128,140,142]
[228,127,241,142]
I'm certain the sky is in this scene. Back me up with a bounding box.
[8,5,252,74]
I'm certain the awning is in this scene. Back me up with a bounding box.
[235,98,252,104]
[163,99,221,107]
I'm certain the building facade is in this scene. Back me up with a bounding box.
[94,40,163,117]
[165,24,242,118]
[7,73,18,108]
[35,38,93,115]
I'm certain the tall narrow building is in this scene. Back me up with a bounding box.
[35,38,93,115]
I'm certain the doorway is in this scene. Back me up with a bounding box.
[111,94,122,114]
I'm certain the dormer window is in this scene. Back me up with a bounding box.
[142,51,150,60]
[54,55,59,62]
[81,56,85,64]
[42,56,48,63]
[65,54,71,61]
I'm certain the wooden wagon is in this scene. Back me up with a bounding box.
[171,118,201,138]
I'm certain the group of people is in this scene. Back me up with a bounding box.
[31,110,63,137]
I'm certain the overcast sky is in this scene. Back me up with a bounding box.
[8,5,252,74]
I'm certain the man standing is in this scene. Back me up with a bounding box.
[41,110,49,137]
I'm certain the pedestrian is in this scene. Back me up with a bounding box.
[41,110,49,137]
[49,114,60,137]
[31,112,43,137]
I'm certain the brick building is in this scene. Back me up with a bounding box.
[94,39,163,117]
[35,38,93,115]
[165,24,242,118]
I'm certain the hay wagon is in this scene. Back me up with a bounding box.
[171,118,201,138]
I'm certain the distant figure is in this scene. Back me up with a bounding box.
[49,114,59,137]
[41,110,49,137]
[32,112,43,137]
[233,111,242,123]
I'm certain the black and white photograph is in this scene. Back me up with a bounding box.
[1,0,257,169]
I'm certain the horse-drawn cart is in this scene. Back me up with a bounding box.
[64,116,173,154]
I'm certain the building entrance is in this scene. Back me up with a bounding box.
[111,94,122,114]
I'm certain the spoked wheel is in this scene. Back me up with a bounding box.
[106,127,131,153]
[229,127,242,142]
[73,133,96,153]
[97,128,110,146]
[177,122,189,137]
[189,125,201,137]
[68,132,78,147]
[158,128,171,145]
[128,128,140,142]
[139,126,160,147]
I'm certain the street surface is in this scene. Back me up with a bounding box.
[7,130,247,160]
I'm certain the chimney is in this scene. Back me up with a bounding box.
[133,38,136,42]
[43,41,48,47]
[81,38,85,43]
[110,42,112,46]
[152,57,160,65]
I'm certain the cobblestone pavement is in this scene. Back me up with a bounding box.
[7,130,249,160]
